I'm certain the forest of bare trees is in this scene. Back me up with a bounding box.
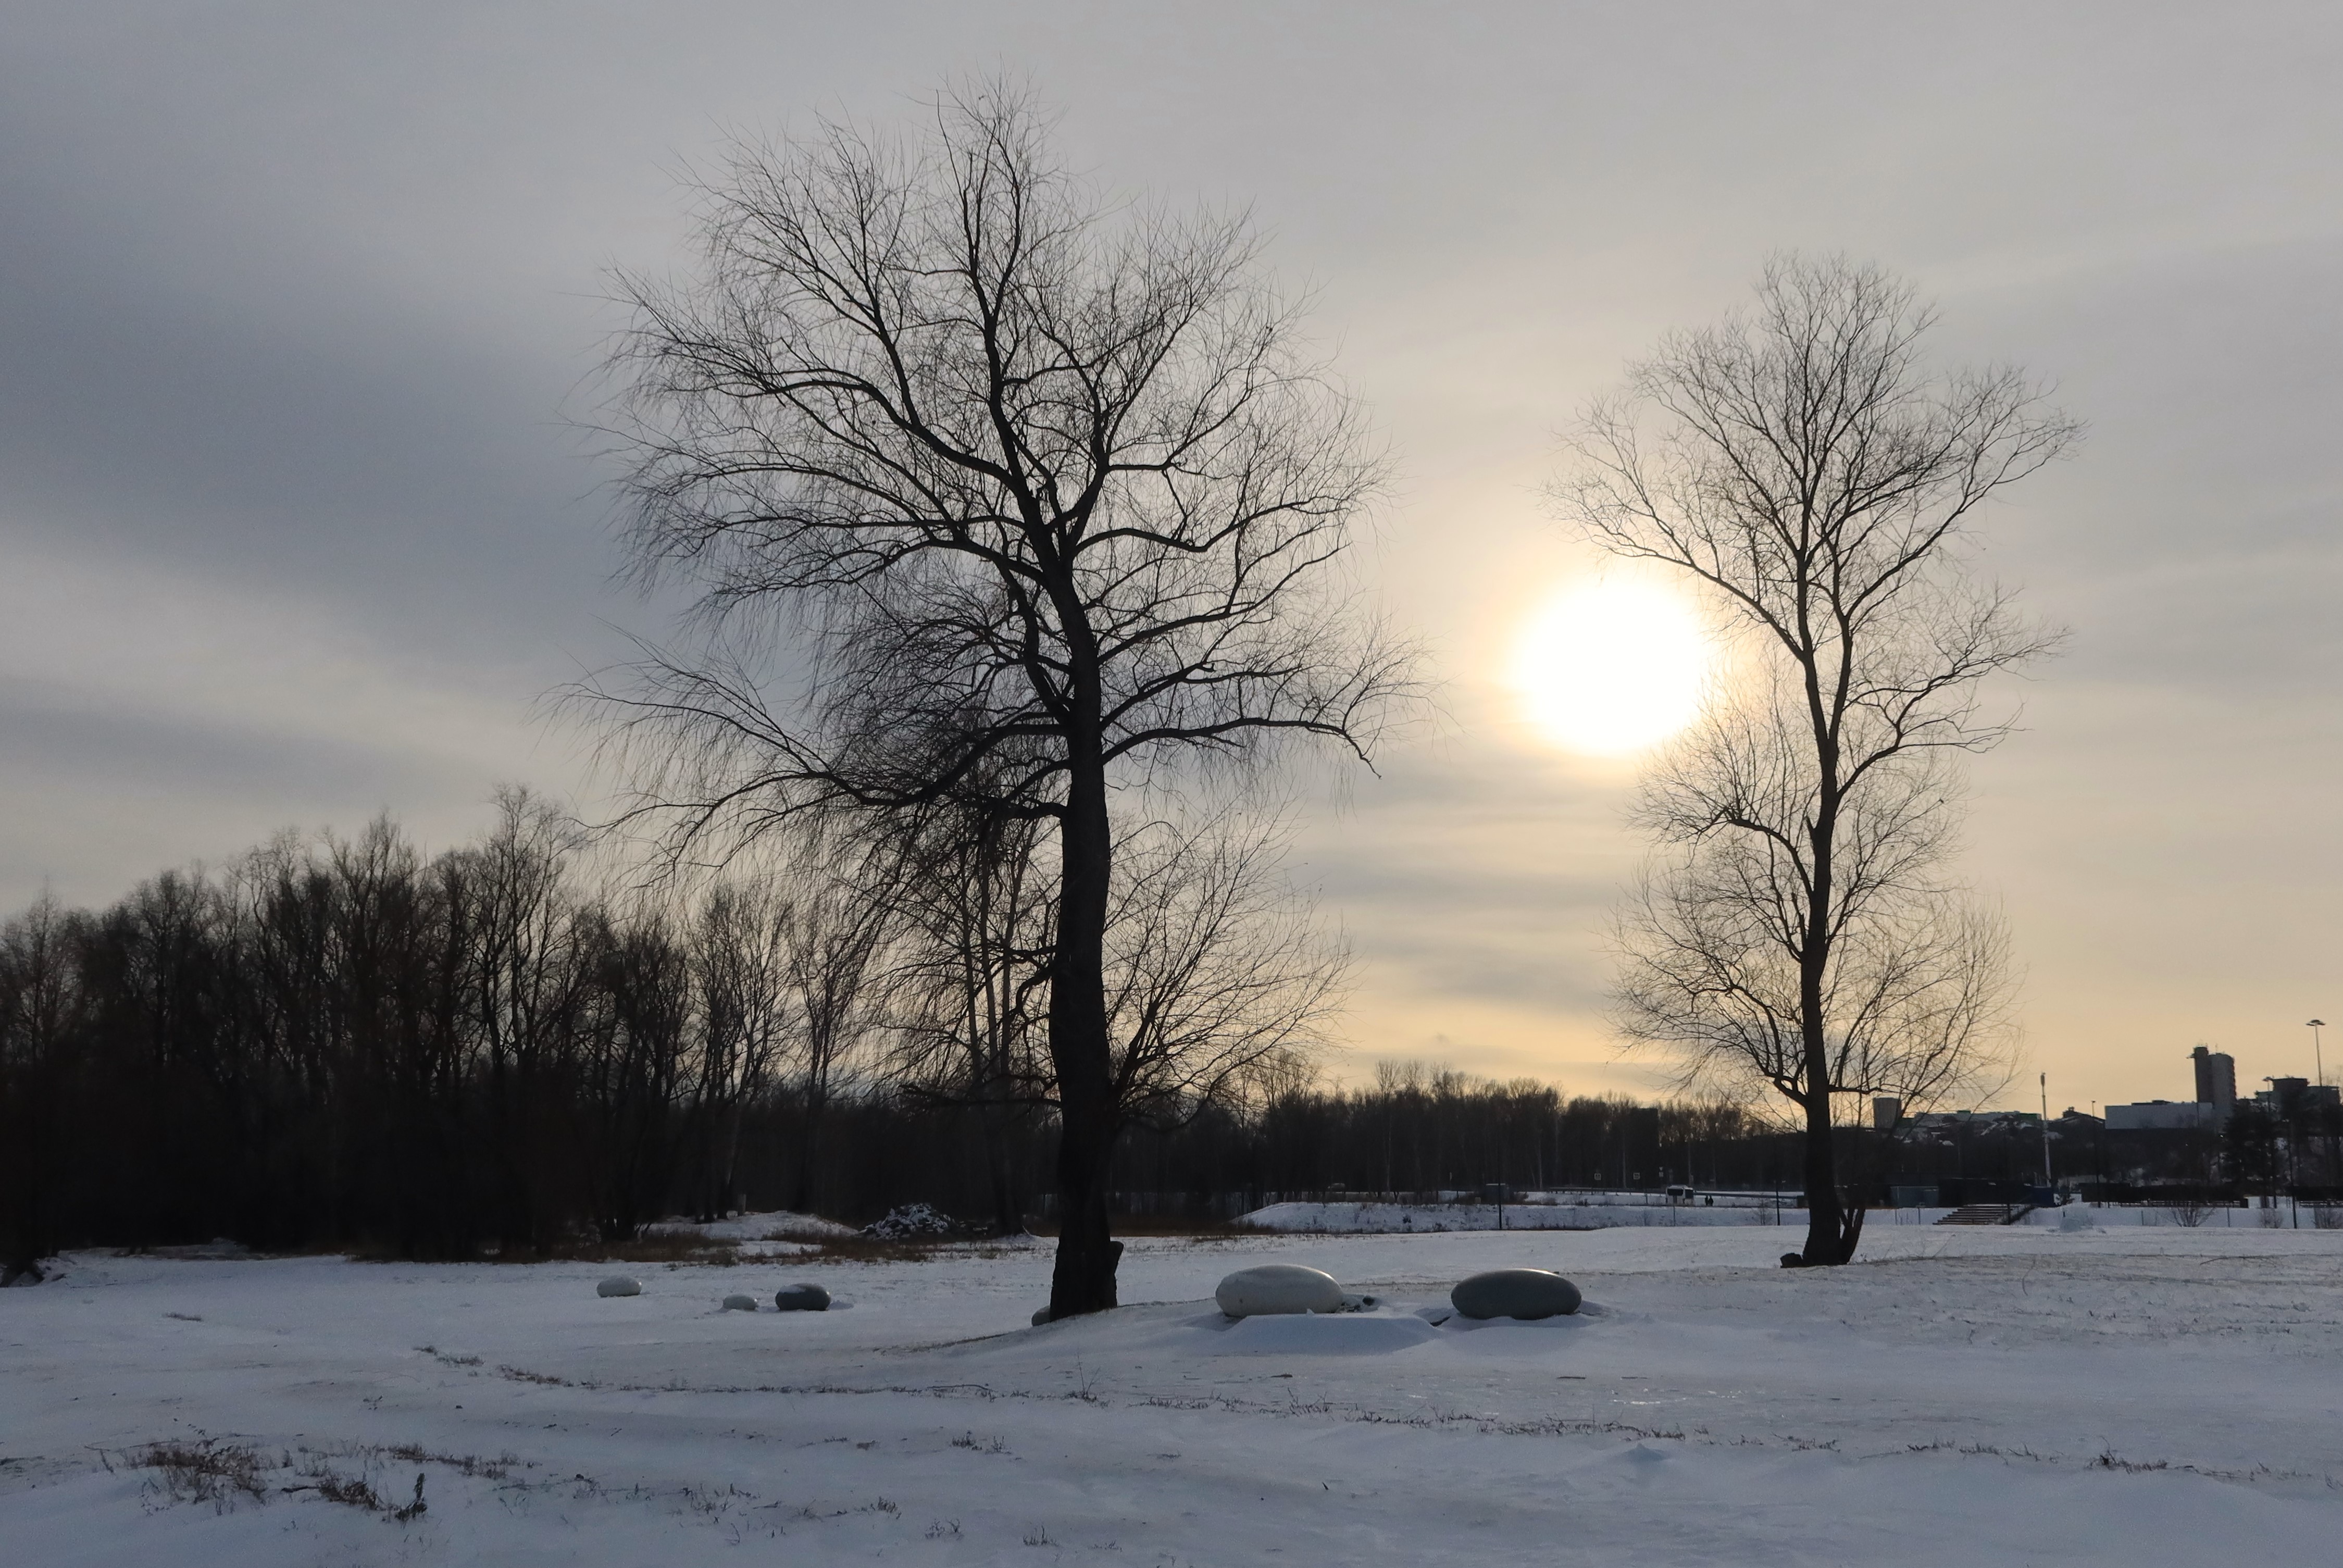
[0,803,1800,1284]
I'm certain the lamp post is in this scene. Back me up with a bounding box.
[2310,1019,2327,1088]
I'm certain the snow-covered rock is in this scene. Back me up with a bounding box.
[721,1293,758,1311]
[1214,1263,1344,1317]
[774,1282,831,1311]
[1450,1267,1581,1320]
[596,1275,642,1298]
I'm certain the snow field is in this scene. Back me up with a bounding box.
[4,1224,2341,1564]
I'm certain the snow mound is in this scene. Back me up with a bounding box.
[1214,1312,1442,1355]
[861,1203,966,1240]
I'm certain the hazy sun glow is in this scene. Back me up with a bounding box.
[1513,576,1713,756]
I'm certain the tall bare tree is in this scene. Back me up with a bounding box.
[590,84,1408,1313]
[1554,255,2077,1265]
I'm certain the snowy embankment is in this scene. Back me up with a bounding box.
[1244,1198,1809,1231]
[5,1225,2341,1564]
[1243,1198,2334,1232]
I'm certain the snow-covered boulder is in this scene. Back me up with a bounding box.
[596,1276,642,1298]
[774,1282,831,1312]
[1450,1268,1580,1321]
[721,1293,759,1311]
[1215,1263,1344,1317]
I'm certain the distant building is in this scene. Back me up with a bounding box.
[2251,1077,2341,1117]
[1910,1109,2039,1133]
[1872,1096,1902,1131]
[2191,1046,2236,1112]
[2104,1099,2216,1132]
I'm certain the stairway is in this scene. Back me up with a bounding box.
[1936,1202,2033,1226]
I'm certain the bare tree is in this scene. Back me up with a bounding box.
[1554,255,2077,1265]
[881,794,1345,1235]
[683,881,791,1217]
[775,844,892,1215]
[589,84,1409,1314]
[450,789,593,1251]
[1099,805,1345,1132]
[0,894,87,1284]
[880,802,1054,1236]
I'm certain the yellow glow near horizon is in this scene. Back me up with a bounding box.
[1513,575,1713,756]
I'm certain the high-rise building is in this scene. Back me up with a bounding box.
[2190,1045,2236,1111]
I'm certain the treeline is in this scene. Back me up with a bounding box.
[0,799,1794,1279]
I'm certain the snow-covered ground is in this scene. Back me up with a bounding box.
[5,1224,2341,1564]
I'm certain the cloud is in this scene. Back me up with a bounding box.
[0,3,2338,1107]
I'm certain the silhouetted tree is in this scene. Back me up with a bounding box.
[0,895,88,1283]
[591,84,1410,1314]
[1556,255,2075,1264]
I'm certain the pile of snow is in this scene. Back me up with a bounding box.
[859,1203,964,1240]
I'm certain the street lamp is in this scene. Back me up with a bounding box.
[2310,1020,2327,1088]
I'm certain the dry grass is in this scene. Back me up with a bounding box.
[1023,1216,1262,1239]
[120,1436,506,1524]
[307,1467,385,1511]
[352,1232,751,1267]
[539,1233,750,1266]
[127,1439,267,1511]
[353,1215,1254,1269]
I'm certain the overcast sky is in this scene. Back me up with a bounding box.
[3,2,2338,1110]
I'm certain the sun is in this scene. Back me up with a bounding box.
[1512,574,1713,756]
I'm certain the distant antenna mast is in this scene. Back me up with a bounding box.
[2039,1073,2053,1191]
[2310,1020,2327,1088]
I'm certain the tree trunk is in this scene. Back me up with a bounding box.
[1798,1090,1846,1264]
[981,1103,1025,1237]
[1046,753,1123,1318]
